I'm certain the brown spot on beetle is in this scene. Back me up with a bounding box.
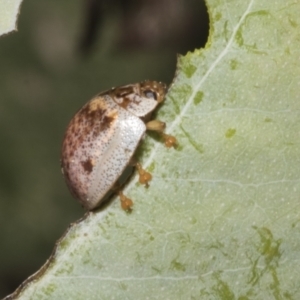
[101,110,118,129]
[113,86,135,98]
[68,99,118,140]
[109,85,143,109]
[118,97,131,109]
[81,158,94,173]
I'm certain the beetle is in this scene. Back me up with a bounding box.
[60,80,176,211]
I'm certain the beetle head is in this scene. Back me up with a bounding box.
[108,80,167,118]
[139,80,167,104]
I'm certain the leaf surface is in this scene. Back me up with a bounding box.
[0,0,23,36]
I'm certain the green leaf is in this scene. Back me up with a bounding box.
[8,0,300,299]
[0,0,23,36]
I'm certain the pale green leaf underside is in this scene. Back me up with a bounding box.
[0,0,23,36]
[11,0,300,299]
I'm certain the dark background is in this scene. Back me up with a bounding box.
[0,0,208,297]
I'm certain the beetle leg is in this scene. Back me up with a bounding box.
[115,162,151,211]
[128,159,152,187]
[118,191,133,212]
[113,183,134,212]
[146,120,177,148]
[135,162,152,187]
[146,120,166,131]
[160,133,177,148]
